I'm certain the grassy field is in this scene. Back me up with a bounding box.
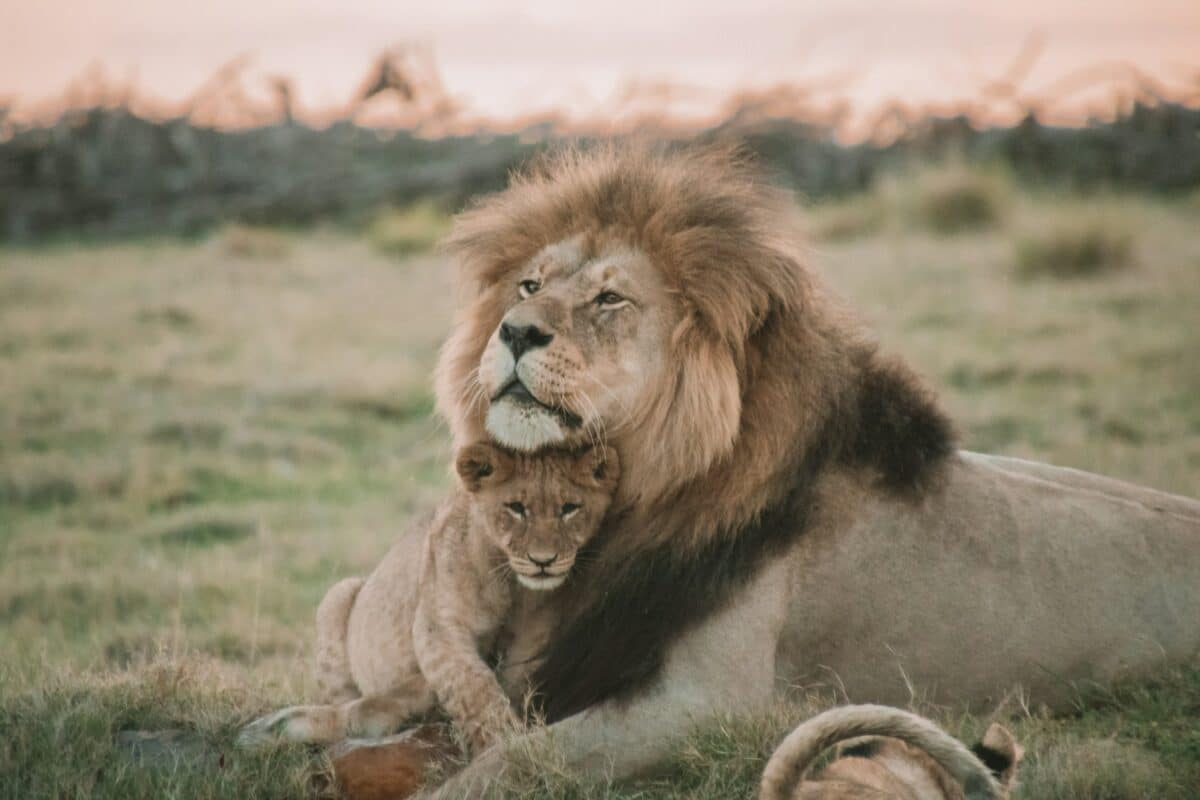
[1,180,1198,798]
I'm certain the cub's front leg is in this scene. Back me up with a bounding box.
[238,675,437,746]
[413,596,522,754]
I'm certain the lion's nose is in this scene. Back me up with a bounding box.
[527,550,558,568]
[499,322,553,361]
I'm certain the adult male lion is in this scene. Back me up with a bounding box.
[398,145,1200,795]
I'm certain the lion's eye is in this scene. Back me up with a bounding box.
[594,290,626,308]
[504,501,526,518]
[560,502,581,519]
[518,280,541,299]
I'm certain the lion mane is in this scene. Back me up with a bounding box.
[434,144,956,721]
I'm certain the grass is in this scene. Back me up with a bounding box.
[218,225,294,260]
[1,183,1198,797]
[1016,209,1135,278]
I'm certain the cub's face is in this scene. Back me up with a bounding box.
[456,442,620,591]
[476,237,676,452]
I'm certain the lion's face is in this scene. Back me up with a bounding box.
[455,442,620,591]
[477,237,676,452]
[438,145,810,507]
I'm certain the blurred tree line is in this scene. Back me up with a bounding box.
[2,47,1198,241]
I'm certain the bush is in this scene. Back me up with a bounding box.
[911,166,1009,234]
[367,202,451,257]
[1016,214,1134,278]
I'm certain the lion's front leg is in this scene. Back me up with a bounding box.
[422,682,716,798]
[422,562,789,797]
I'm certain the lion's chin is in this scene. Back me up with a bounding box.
[514,573,567,591]
[486,396,569,452]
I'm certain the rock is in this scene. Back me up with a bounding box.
[331,724,462,800]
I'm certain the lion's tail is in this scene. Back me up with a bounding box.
[314,576,366,703]
[759,704,1005,800]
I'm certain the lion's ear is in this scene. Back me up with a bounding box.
[573,445,620,491]
[455,442,514,492]
[973,724,1024,789]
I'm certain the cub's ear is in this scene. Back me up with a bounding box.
[572,445,620,490]
[973,723,1024,788]
[455,442,514,492]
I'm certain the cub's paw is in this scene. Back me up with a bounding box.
[463,707,525,755]
[237,704,340,748]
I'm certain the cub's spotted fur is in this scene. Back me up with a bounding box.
[413,442,618,751]
[239,443,617,753]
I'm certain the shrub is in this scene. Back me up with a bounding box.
[910,165,1009,234]
[1016,214,1134,278]
[367,202,450,257]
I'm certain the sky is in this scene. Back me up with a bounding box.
[3,1,1199,124]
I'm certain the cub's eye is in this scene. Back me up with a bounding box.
[518,280,541,299]
[593,290,626,308]
[504,501,526,518]
[560,502,581,518]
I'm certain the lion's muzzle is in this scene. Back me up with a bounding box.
[498,321,553,360]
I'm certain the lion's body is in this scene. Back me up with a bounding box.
[242,144,1200,797]
[777,452,1200,708]
[416,145,1200,797]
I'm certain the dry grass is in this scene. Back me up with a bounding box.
[1016,210,1136,278]
[805,195,886,242]
[218,224,293,260]
[1,184,1197,798]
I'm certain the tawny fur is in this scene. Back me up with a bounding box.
[413,443,619,752]
[239,445,617,753]
[433,143,955,718]
[315,577,366,704]
[760,705,1022,800]
[437,143,953,558]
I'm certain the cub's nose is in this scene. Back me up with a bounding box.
[527,550,559,568]
[499,322,553,360]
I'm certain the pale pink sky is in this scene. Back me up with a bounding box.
[3,1,1198,121]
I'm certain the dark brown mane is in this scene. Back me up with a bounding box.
[437,142,956,722]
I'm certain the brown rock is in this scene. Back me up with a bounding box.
[331,725,461,800]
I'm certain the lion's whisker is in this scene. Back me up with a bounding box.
[570,389,606,451]
[586,377,633,435]
[577,390,609,452]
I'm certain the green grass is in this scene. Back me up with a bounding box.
[1,184,1198,797]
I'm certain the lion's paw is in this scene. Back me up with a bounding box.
[237,705,340,748]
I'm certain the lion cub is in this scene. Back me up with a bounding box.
[240,442,618,753]
[412,441,619,752]
[759,705,1022,800]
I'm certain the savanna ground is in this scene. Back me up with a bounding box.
[1,170,1198,798]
